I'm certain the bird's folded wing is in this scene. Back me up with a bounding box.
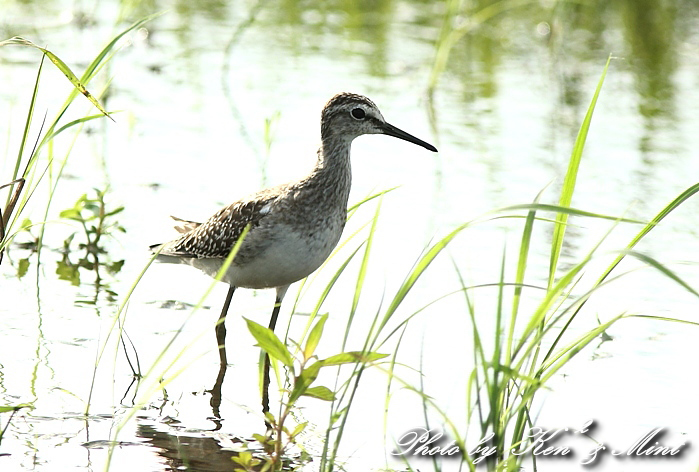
[153,197,275,258]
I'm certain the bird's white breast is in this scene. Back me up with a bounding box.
[183,220,343,290]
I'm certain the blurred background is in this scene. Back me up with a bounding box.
[1,0,699,471]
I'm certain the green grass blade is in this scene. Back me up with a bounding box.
[0,37,112,120]
[506,189,545,364]
[512,253,590,359]
[548,55,612,288]
[630,315,699,326]
[620,250,699,299]
[378,221,472,336]
[0,56,44,255]
[595,182,699,285]
[47,112,121,141]
[491,244,506,398]
[83,12,165,82]
[346,187,398,217]
[539,315,625,382]
[345,195,382,349]
[496,203,645,224]
[428,0,541,95]
[293,242,365,350]
[27,12,163,174]
[544,182,699,364]
[9,54,44,197]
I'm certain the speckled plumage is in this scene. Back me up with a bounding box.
[151,92,436,291]
[150,92,437,417]
[150,154,352,289]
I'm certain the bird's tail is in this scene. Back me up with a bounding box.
[171,215,201,234]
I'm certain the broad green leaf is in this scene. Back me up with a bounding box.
[244,318,293,367]
[59,208,82,220]
[289,361,323,403]
[231,455,248,466]
[302,386,336,401]
[107,260,125,275]
[322,351,388,366]
[303,314,327,360]
[290,422,307,439]
[17,258,30,278]
[56,260,80,285]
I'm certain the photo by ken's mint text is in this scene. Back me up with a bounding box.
[391,421,688,465]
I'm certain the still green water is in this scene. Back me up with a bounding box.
[1,1,698,471]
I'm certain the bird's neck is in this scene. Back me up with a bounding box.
[308,136,353,207]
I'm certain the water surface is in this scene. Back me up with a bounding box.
[2,1,699,471]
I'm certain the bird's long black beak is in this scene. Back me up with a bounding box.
[381,122,438,152]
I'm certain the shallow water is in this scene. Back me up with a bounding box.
[2,1,699,471]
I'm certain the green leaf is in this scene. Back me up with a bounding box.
[0,403,32,413]
[379,221,473,336]
[107,260,125,275]
[290,422,307,439]
[17,258,30,278]
[252,433,269,444]
[330,407,346,426]
[59,208,83,221]
[46,112,120,142]
[304,385,335,402]
[302,386,336,401]
[19,218,32,230]
[0,36,114,120]
[232,451,252,466]
[56,260,80,285]
[346,187,398,215]
[288,361,323,404]
[244,318,293,367]
[497,203,645,224]
[322,351,389,366]
[104,206,124,218]
[549,55,612,287]
[623,250,699,299]
[303,314,327,360]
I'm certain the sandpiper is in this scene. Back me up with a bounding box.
[150,92,437,412]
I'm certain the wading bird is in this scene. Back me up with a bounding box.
[150,92,437,414]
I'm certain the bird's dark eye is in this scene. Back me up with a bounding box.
[351,108,366,120]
